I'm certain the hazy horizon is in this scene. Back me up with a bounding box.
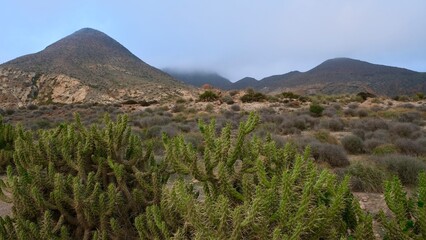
[1,1,425,81]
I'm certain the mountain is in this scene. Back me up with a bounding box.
[0,28,189,107]
[164,69,232,89]
[231,77,259,90]
[255,58,426,96]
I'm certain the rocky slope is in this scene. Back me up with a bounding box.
[0,28,191,108]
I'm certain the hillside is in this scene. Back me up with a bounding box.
[0,28,190,107]
[164,69,233,89]
[256,58,426,96]
[231,77,259,90]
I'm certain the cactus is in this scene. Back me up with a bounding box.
[0,114,170,239]
[0,113,374,239]
[0,116,15,172]
[379,173,426,239]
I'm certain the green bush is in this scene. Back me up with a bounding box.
[240,89,267,103]
[309,103,324,117]
[199,90,219,102]
[372,144,398,155]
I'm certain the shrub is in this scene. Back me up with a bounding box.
[372,144,398,155]
[345,163,387,192]
[27,104,38,110]
[221,94,234,104]
[311,143,350,167]
[357,109,368,118]
[363,138,386,153]
[171,104,185,113]
[341,135,364,154]
[5,109,14,115]
[314,130,339,145]
[309,103,324,117]
[320,118,344,131]
[175,98,186,104]
[281,91,300,99]
[375,154,426,185]
[344,108,356,117]
[348,102,359,109]
[240,89,267,103]
[199,90,219,102]
[398,112,422,124]
[390,122,420,138]
[394,138,426,156]
[231,104,241,112]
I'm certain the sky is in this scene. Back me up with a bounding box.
[1,0,426,81]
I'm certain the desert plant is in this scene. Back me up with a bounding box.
[138,113,372,239]
[0,117,15,172]
[0,115,169,239]
[375,154,426,185]
[372,144,398,155]
[320,118,344,131]
[345,163,387,192]
[311,143,350,167]
[378,173,426,239]
[199,90,219,102]
[309,103,324,117]
[341,135,364,154]
[0,113,374,239]
[240,89,267,103]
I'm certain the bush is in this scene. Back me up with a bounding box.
[375,154,426,185]
[314,130,339,145]
[281,91,300,99]
[27,104,38,110]
[372,144,398,155]
[343,108,356,117]
[348,102,359,109]
[364,138,386,153]
[199,90,219,102]
[171,104,185,113]
[357,109,368,118]
[394,138,426,156]
[311,143,350,167]
[341,135,364,154]
[230,104,241,112]
[309,103,324,117]
[320,118,344,131]
[240,89,267,103]
[345,163,387,192]
[221,94,234,104]
[390,122,420,138]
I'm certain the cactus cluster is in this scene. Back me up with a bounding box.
[0,116,15,173]
[0,113,423,239]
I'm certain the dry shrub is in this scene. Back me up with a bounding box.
[341,135,364,154]
[311,143,349,167]
[375,154,426,185]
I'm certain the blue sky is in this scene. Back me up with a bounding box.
[1,0,426,81]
